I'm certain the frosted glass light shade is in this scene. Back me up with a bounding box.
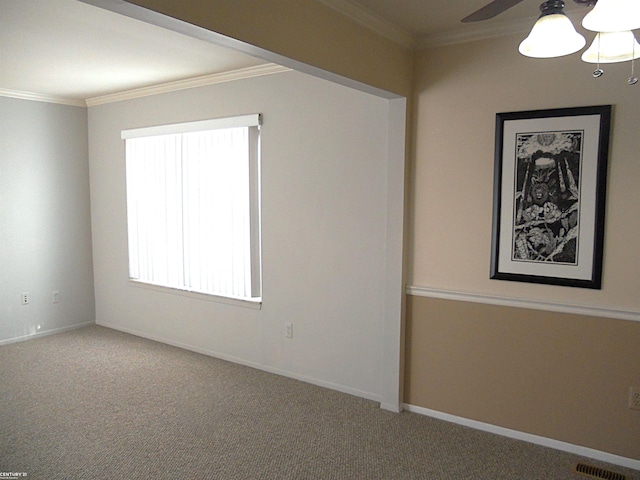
[519,14,586,58]
[581,31,640,63]
[582,0,640,33]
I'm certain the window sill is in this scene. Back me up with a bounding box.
[128,279,262,310]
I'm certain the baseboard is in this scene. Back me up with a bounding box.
[380,401,403,413]
[97,321,381,404]
[0,321,95,347]
[404,403,640,471]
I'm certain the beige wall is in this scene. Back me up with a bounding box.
[125,0,414,97]
[410,35,640,308]
[406,296,640,460]
[408,35,640,460]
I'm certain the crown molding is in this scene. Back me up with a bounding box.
[417,10,588,49]
[2,64,291,108]
[313,0,531,49]
[416,16,535,49]
[0,88,86,107]
[316,0,415,48]
[86,64,291,107]
[315,1,592,51]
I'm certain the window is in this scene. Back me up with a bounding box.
[122,114,262,303]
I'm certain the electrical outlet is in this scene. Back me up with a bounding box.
[21,292,29,305]
[52,291,60,304]
[630,387,640,411]
[285,322,293,339]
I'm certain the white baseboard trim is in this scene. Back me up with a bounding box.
[404,403,640,471]
[97,321,381,404]
[380,401,403,413]
[0,321,95,347]
[406,286,640,323]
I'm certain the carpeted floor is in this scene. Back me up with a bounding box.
[0,325,637,480]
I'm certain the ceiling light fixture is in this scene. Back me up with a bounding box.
[582,0,640,32]
[519,1,586,58]
[518,0,640,84]
[581,30,640,63]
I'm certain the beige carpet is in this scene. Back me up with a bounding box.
[0,325,637,479]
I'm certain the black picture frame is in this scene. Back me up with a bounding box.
[490,105,611,289]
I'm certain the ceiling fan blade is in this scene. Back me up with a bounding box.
[461,0,527,22]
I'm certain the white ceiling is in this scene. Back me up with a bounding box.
[0,0,595,104]
[0,0,267,103]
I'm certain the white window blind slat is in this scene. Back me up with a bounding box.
[124,117,261,302]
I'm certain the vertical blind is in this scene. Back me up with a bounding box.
[122,115,261,301]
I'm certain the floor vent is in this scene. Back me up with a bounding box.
[574,463,627,480]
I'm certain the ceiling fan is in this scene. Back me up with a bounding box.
[461,0,597,23]
[461,0,640,85]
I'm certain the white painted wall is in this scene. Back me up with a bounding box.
[0,97,95,343]
[88,70,394,400]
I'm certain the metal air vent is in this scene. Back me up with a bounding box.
[574,463,627,480]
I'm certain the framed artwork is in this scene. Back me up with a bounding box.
[490,105,611,289]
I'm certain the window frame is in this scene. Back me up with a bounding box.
[121,114,262,307]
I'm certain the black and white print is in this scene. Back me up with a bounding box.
[512,131,583,265]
